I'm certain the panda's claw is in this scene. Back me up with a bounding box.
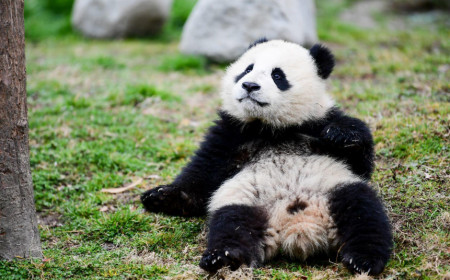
[199,248,245,273]
[342,253,387,276]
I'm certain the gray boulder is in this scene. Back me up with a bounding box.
[72,0,172,39]
[180,0,317,62]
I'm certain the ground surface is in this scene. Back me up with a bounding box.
[0,0,449,279]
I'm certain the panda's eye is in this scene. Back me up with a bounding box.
[245,64,254,73]
[272,74,281,80]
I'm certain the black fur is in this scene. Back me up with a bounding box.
[309,44,335,79]
[141,107,374,216]
[248,38,268,49]
[271,67,292,91]
[199,205,268,273]
[329,182,393,275]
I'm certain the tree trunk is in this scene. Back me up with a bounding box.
[0,0,42,260]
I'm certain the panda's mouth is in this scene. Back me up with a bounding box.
[237,96,269,107]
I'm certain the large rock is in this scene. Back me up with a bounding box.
[72,0,172,39]
[180,0,317,62]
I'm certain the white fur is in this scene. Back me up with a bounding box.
[221,40,334,128]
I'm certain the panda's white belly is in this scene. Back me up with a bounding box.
[208,151,362,260]
[209,152,360,211]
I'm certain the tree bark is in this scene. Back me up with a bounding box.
[0,0,42,260]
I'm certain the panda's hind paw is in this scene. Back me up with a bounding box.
[199,248,246,273]
[342,253,387,276]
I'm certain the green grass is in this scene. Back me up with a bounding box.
[24,0,75,41]
[158,54,208,73]
[1,0,448,279]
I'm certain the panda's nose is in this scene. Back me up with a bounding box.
[242,82,261,93]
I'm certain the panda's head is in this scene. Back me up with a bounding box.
[221,39,336,128]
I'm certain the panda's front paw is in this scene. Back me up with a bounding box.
[199,248,246,273]
[141,185,175,213]
[321,124,363,148]
[342,253,387,276]
[141,185,203,216]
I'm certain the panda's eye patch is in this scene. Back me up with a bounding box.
[235,64,254,83]
[271,68,291,91]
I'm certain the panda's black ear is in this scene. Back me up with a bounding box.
[248,38,268,49]
[309,44,335,79]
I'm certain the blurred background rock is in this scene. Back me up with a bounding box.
[71,0,173,39]
[179,0,317,62]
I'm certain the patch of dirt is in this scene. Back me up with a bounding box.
[169,264,206,280]
[101,242,117,251]
[124,249,175,266]
[436,211,450,230]
[212,267,254,280]
[37,212,63,228]
[340,0,388,29]
[349,274,373,280]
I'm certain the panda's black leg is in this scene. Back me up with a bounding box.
[329,182,393,276]
[199,205,268,273]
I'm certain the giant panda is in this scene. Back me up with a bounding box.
[141,39,393,276]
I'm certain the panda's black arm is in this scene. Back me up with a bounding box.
[318,110,375,179]
[141,113,245,217]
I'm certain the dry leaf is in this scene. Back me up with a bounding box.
[101,178,143,194]
[145,174,161,180]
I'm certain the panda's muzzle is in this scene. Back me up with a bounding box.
[238,82,269,107]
